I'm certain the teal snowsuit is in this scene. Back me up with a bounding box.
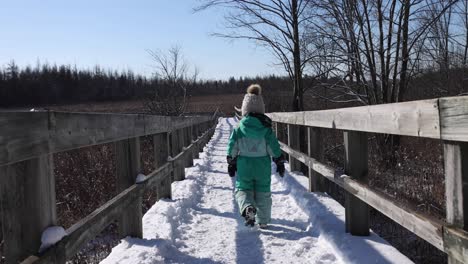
[227,114,282,224]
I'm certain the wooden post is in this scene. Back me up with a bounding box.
[308,127,324,192]
[185,127,194,167]
[177,159,186,181]
[169,131,177,183]
[186,127,191,146]
[287,124,301,172]
[196,123,201,138]
[153,133,171,200]
[443,141,468,264]
[170,130,178,157]
[115,137,142,239]
[191,124,196,141]
[192,124,199,159]
[169,129,184,182]
[343,131,369,236]
[1,155,57,263]
[178,129,184,152]
[198,123,206,152]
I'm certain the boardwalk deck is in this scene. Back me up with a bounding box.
[101,118,412,264]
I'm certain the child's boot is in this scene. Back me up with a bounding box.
[243,205,256,227]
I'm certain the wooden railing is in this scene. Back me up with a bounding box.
[234,106,242,120]
[235,96,468,263]
[0,110,219,264]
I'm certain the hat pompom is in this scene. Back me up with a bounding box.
[241,84,265,116]
[247,84,262,95]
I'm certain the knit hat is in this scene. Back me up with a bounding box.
[241,84,265,116]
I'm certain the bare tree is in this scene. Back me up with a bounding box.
[195,0,314,111]
[308,0,458,105]
[146,46,199,116]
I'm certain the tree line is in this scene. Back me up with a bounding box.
[0,60,292,108]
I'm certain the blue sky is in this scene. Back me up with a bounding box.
[0,0,282,79]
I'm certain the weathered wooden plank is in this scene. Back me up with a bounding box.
[444,142,468,228]
[287,124,301,172]
[169,131,176,157]
[33,184,144,263]
[2,161,28,263]
[268,99,440,138]
[153,132,170,200]
[344,131,369,236]
[341,175,444,251]
[279,141,334,179]
[31,162,172,263]
[153,133,169,169]
[178,129,185,152]
[168,150,187,181]
[439,96,468,142]
[115,138,142,239]
[0,112,212,167]
[191,124,200,160]
[0,112,50,167]
[20,256,39,264]
[443,227,468,264]
[278,141,444,250]
[307,127,324,192]
[1,155,57,264]
[444,141,468,263]
[198,124,206,152]
[22,155,57,257]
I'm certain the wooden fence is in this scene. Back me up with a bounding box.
[235,96,468,264]
[0,110,219,263]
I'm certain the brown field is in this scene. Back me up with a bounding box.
[47,94,245,114]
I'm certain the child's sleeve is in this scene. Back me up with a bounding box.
[227,129,239,158]
[265,128,282,158]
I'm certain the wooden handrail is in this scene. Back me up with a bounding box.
[0,109,219,264]
[0,111,213,166]
[236,95,468,263]
[17,120,218,264]
[266,96,468,142]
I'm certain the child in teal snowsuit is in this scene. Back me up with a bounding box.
[227,84,285,228]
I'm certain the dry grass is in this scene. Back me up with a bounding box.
[47,94,245,115]
[52,133,158,262]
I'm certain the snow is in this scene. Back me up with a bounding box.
[39,226,67,253]
[101,117,413,264]
[136,173,147,183]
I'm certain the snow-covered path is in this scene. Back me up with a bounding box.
[101,118,413,264]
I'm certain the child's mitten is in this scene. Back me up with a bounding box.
[226,156,237,177]
[273,154,286,177]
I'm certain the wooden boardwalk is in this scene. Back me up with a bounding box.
[0,95,467,263]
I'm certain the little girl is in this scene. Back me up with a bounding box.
[227,84,285,228]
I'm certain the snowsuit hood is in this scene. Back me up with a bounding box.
[238,114,272,139]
